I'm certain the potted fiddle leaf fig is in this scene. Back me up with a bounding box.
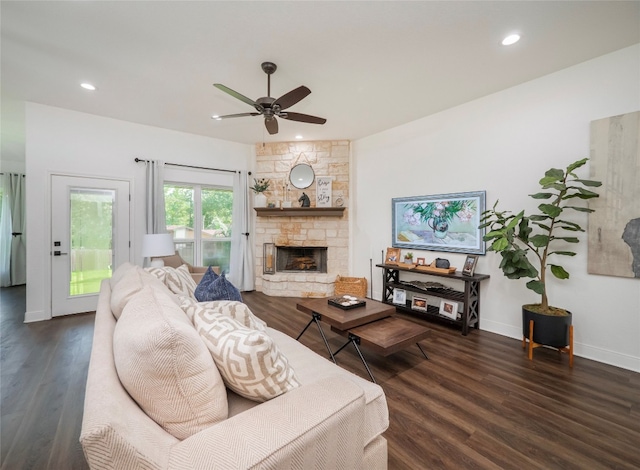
[479,158,601,349]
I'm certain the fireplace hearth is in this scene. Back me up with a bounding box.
[276,246,328,273]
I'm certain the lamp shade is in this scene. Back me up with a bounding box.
[141,233,175,258]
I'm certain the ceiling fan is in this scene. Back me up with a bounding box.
[213,62,326,135]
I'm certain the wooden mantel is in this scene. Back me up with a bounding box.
[254,207,346,217]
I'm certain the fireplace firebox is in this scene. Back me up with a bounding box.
[276,246,328,273]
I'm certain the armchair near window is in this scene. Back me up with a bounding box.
[152,251,219,283]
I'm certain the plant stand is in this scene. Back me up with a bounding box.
[522,319,574,367]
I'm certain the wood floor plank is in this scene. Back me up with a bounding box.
[2,287,639,469]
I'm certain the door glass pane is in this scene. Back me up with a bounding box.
[70,189,114,296]
[202,239,231,273]
[202,187,233,272]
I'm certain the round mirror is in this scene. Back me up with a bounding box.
[289,164,315,189]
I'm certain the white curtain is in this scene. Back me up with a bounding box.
[0,173,26,286]
[145,160,167,234]
[229,171,254,291]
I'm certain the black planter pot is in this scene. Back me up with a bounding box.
[522,305,572,349]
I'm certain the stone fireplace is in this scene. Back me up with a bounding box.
[253,140,350,298]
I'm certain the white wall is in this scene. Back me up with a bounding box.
[25,103,252,321]
[352,44,640,372]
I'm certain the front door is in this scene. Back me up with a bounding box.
[51,175,130,316]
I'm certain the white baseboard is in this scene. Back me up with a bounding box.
[24,310,50,323]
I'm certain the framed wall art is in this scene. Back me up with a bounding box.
[392,191,486,254]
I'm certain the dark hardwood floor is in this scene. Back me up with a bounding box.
[1,287,639,469]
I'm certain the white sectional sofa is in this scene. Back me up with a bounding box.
[80,263,389,469]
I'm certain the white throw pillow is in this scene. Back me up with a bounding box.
[110,266,169,320]
[179,296,267,331]
[110,262,136,289]
[113,286,228,440]
[165,264,198,297]
[194,307,300,402]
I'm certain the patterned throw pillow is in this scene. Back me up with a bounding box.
[179,296,267,331]
[194,307,299,402]
[113,286,228,439]
[144,265,171,283]
[165,264,198,297]
[195,272,242,302]
[194,266,219,301]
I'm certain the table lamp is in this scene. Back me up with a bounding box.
[142,233,175,267]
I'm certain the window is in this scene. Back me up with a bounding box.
[164,183,233,273]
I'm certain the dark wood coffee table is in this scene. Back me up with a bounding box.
[296,297,429,383]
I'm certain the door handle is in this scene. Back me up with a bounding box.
[53,251,68,256]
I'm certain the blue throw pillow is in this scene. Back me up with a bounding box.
[196,271,242,302]
[194,266,219,302]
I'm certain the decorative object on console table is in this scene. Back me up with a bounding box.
[439,299,459,320]
[392,289,406,305]
[403,252,414,264]
[462,255,479,276]
[250,178,270,208]
[480,157,601,366]
[377,263,489,335]
[316,176,333,207]
[385,247,401,265]
[298,192,311,207]
[142,233,176,267]
[392,191,486,255]
[416,257,425,266]
[411,296,428,312]
[263,243,275,275]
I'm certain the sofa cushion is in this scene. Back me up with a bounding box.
[266,327,389,447]
[193,266,219,301]
[194,308,299,402]
[110,266,169,320]
[113,285,228,440]
[179,296,267,331]
[110,262,136,289]
[164,264,198,297]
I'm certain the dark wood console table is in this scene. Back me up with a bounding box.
[377,263,489,335]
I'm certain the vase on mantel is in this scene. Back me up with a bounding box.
[254,193,267,208]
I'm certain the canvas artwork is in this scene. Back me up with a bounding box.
[392,191,486,254]
[588,111,640,278]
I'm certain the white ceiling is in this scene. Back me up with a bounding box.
[2,1,639,161]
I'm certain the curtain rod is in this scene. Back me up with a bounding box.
[0,173,25,176]
[134,158,250,175]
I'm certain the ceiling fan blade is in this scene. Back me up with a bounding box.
[273,86,311,110]
[280,112,327,125]
[265,117,279,135]
[213,112,261,119]
[213,83,259,109]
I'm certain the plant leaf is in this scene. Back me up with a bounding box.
[554,236,579,243]
[539,204,562,218]
[530,234,549,247]
[566,158,588,173]
[526,280,545,295]
[549,251,576,256]
[541,182,567,191]
[550,264,570,279]
[529,215,550,221]
[565,206,595,213]
[530,192,553,199]
[573,179,602,187]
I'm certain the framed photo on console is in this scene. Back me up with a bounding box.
[462,255,478,276]
[411,296,428,312]
[392,288,406,305]
[385,247,402,265]
[439,299,459,320]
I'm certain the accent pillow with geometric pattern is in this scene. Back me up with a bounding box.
[164,264,198,297]
[194,266,219,301]
[194,307,300,402]
[179,296,267,331]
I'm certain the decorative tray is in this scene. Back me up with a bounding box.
[413,265,457,274]
[328,295,367,310]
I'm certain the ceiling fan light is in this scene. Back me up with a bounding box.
[211,115,222,120]
[502,34,521,46]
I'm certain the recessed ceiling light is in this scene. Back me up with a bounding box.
[80,82,96,91]
[502,34,520,46]
[295,135,303,140]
